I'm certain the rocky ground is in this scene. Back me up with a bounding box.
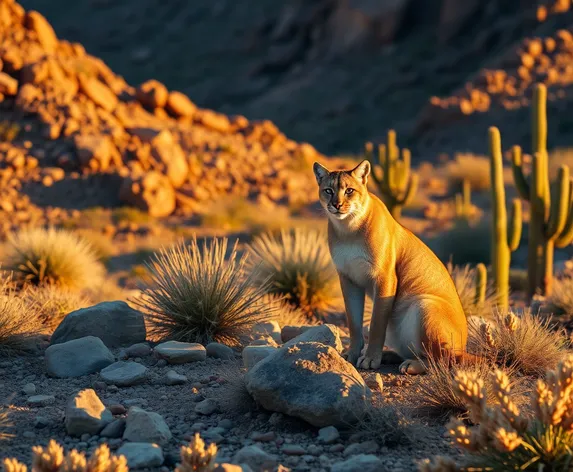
[0,304,460,472]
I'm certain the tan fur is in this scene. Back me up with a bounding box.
[313,160,469,374]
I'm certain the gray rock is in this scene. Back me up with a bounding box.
[50,301,146,348]
[154,341,206,364]
[213,465,249,472]
[318,425,340,444]
[242,345,277,371]
[282,444,306,455]
[233,446,277,471]
[117,443,164,469]
[22,383,36,395]
[65,389,113,436]
[245,342,370,427]
[27,395,55,406]
[100,418,126,438]
[45,336,114,378]
[280,325,314,343]
[206,342,235,360]
[123,407,172,446]
[195,399,218,415]
[343,440,379,457]
[283,324,343,353]
[331,454,383,472]
[100,361,148,387]
[125,343,152,358]
[252,321,282,344]
[165,370,187,385]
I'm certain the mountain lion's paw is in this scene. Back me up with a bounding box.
[343,348,362,366]
[357,352,382,370]
[399,359,427,375]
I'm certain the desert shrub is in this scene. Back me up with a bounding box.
[467,309,568,377]
[416,350,527,420]
[547,276,573,315]
[20,285,89,331]
[448,263,496,320]
[260,294,311,328]
[442,153,491,192]
[111,207,153,225]
[3,228,105,291]
[246,228,341,320]
[176,433,218,472]
[211,364,259,417]
[0,407,12,440]
[75,229,116,263]
[427,220,491,267]
[133,237,274,346]
[83,279,127,305]
[419,355,573,471]
[199,197,290,234]
[0,288,41,357]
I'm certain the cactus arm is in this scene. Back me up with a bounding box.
[398,172,419,206]
[396,149,411,192]
[556,180,573,248]
[508,198,523,252]
[533,84,547,155]
[545,165,570,239]
[474,263,487,307]
[511,145,530,201]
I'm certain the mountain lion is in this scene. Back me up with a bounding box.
[313,159,470,374]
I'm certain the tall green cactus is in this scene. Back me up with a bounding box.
[365,130,419,220]
[474,263,487,308]
[511,83,573,297]
[489,127,523,309]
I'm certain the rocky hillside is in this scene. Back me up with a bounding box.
[16,0,573,157]
[0,0,325,236]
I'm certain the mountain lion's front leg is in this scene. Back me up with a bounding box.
[339,274,365,366]
[357,276,397,370]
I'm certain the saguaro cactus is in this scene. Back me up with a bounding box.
[489,127,523,309]
[474,263,487,308]
[366,130,419,220]
[511,83,573,297]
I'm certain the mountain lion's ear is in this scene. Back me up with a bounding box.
[313,162,330,184]
[351,159,371,185]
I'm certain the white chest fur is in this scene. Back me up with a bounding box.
[331,242,372,288]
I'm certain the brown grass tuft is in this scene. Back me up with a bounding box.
[467,309,568,377]
[246,228,341,320]
[133,237,274,346]
[211,364,259,417]
[0,289,42,357]
[3,228,105,291]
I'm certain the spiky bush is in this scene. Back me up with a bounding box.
[246,229,340,320]
[3,228,105,291]
[468,309,567,377]
[416,350,527,420]
[133,237,274,346]
[448,263,495,320]
[260,294,311,328]
[0,407,12,440]
[176,433,217,472]
[0,288,41,357]
[20,285,89,331]
[420,355,573,471]
[211,365,259,417]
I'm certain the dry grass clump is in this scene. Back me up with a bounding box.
[260,294,311,328]
[420,354,573,471]
[20,285,89,332]
[0,407,12,440]
[0,288,42,357]
[246,229,340,320]
[547,276,573,315]
[3,440,128,472]
[75,229,116,263]
[416,350,528,420]
[448,263,495,320]
[211,365,258,417]
[176,433,217,472]
[133,237,274,346]
[442,153,491,192]
[3,228,105,291]
[468,309,568,377]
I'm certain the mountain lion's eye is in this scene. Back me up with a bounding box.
[345,188,354,195]
[324,188,334,195]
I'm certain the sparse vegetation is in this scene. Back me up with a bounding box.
[246,228,340,320]
[176,433,218,472]
[0,407,12,440]
[211,364,259,417]
[420,355,573,471]
[3,228,105,291]
[442,153,491,193]
[467,309,568,377]
[261,294,311,328]
[112,207,154,226]
[134,237,274,346]
[548,276,573,315]
[75,229,116,263]
[448,263,495,319]
[0,287,41,357]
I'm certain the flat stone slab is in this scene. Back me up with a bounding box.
[154,341,206,364]
[100,361,148,387]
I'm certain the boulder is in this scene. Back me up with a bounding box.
[154,341,206,364]
[100,361,148,387]
[283,324,343,353]
[242,345,277,371]
[166,91,197,118]
[117,443,164,469]
[206,342,235,360]
[233,446,277,471]
[318,425,340,444]
[245,342,370,427]
[280,325,314,343]
[252,321,282,344]
[50,301,146,348]
[65,389,113,436]
[331,454,383,472]
[123,407,172,446]
[45,336,114,378]
[119,171,176,217]
[78,75,117,112]
[100,418,126,438]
